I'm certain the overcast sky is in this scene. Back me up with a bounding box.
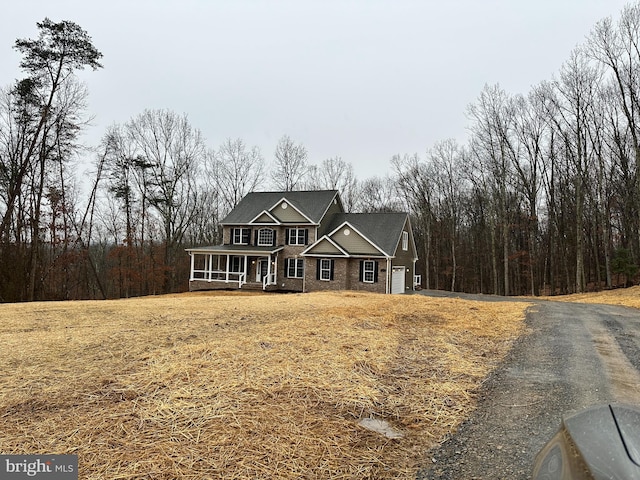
[0,0,633,179]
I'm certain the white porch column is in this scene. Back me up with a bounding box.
[386,258,392,294]
[189,252,195,281]
[243,255,248,286]
[226,254,230,283]
[273,252,278,284]
[266,255,272,285]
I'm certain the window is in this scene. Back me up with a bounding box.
[286,258,304,278]
[287,228,308,246]
[360,260,378,283]
[230,256,245,272]
[362,260,376,283]
[402,231,409,251]
[257,228,274,246]
[318,259,334,281]
[232,228,250,245]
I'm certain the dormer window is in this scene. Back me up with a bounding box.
[257,228,275,246]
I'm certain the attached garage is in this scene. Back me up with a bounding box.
[391,266,405,294]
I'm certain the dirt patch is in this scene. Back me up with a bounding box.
[588,324,640,404]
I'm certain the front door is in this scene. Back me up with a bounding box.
[256,258,269,283]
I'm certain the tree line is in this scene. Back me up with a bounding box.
[1,5,640,302]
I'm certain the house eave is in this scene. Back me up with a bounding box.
[186,245,284,256]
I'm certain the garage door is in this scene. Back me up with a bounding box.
[391,267,405,294]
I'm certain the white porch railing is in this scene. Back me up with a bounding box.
[414,275,422,288]
[190,251,278,289]
[262,273,277,290]
[191,269,246,288]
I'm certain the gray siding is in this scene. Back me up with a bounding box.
[270,201,308,223]
[390,218,418,292]
[331,227,381,255]
[318,200,343,237]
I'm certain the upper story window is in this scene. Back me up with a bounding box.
[232,228,250,245]
[257,228,275,246]
[287,228,308,246]
[402,231,409,251]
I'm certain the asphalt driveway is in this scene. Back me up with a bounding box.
[414,292,640,479]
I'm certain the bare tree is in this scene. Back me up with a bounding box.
[127,109,206,291]
[588,5,640,171]
[510,91,548,295]
[468,84,517,295]
[588,4,640,261]
[430,139,466,292]
[392,153,436,289]
[547,48,603,293]
[0,76,96,300]
[207,137,265,216]
[304,156,360,211]
[98,124,142,297]
[356,175,403,212]
[271,135,308,191]
[1,19,102,244]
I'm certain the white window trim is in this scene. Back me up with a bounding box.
[320,259,332,281]
[287,258,304,278]
[230,256,244,272]
[289,228,306,246]
[363,260,375,283]
[402,231,409,251]
[233,228,249,245]
[258,228,274,246]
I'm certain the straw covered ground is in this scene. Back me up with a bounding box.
[541,285,640,310]
[0,291,529,479]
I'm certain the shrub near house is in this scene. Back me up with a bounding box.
[186,190,419,294]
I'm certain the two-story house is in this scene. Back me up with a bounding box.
[186,190,419,294]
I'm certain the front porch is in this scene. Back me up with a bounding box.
[186,245,283,291]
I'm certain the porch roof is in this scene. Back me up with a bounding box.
[186,245,284,255]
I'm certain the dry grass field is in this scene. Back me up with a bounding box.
[541,285,640,309]
[0,291,529,479]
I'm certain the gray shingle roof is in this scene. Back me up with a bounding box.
[323,212,409,256]
[221,190,340,225]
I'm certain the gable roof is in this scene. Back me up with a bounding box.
[301,236,349,257]
[221,190,340,225]
[322,212,410,256]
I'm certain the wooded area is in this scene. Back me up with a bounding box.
[1,6,640,302]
